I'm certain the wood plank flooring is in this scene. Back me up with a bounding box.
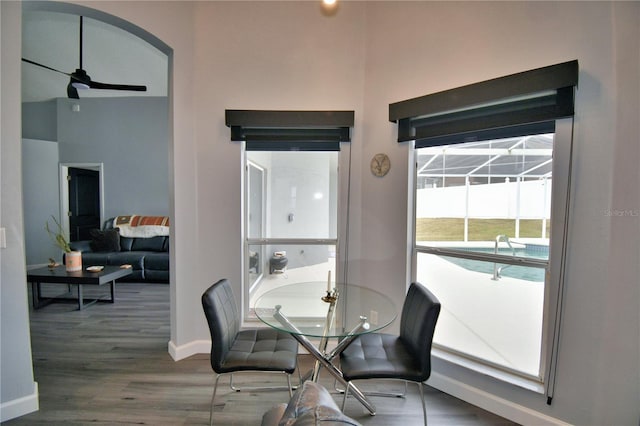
[3,283,518,425]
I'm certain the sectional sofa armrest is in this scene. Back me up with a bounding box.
[69,240,93,253]
[261,381,361,426]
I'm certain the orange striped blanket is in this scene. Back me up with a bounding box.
[114,215,170,238]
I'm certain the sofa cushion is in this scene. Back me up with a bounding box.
[89,228,121,252]
[131,236,167,252]
[144,252,169,270]
[77,252,110,266]
[107,252,146,270]
[120,236,134,251]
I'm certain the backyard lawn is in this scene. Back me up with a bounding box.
[416,218,550,241]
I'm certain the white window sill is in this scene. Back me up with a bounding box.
[432,348,545,394]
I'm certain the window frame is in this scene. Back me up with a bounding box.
[395,62,578,397]
[241,144,352,324]
[224,109,354,324]
[409,118,573,390]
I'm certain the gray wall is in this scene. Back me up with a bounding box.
[20,97,169,266]
[56,97,169,220]
[22,100,57,140]
[21,138,60,266]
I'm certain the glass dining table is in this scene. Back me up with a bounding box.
[254,281,397,415]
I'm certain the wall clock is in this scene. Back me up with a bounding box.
[370,153,390,177]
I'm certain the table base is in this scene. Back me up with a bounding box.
[273,307,377,415]
[31,281,116,311]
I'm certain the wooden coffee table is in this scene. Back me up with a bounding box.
[27,265,132,310]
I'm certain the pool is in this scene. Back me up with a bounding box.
[441,244,548,282]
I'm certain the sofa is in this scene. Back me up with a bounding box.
[69,215,169,283]
[261,381,361,426]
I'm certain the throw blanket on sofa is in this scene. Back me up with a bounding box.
[114,215,170,238]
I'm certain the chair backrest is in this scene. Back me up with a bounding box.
[399,282,441,380]
[202,279,241,372]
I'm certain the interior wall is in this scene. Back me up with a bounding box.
[189,0,368,339]
[20,96,169,266]
[22,100,57,140]
[55,96,169,219]
[1,1,38,421]
[2,0,192,421]
[22,138,60,266]
[2,1,638,425]
[359,2,638,425]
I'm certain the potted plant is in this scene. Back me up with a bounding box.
[46,216,82,272]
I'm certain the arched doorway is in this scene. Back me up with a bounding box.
[20,0,175,391]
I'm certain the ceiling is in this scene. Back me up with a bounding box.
[22,11,168,103]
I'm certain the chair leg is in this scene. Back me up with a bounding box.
[229,374,240,392]
[228,371,295,393]
[418,382,427,426]
[341,382,350,411]
[210,374,222,426]
[335,379,408,398]
[286,373,293,397]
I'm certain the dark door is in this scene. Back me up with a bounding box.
[68,167,100,241]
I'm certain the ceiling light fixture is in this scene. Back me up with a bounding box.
[320,0,338,16]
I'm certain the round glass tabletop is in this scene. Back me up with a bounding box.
[254,281,397,338]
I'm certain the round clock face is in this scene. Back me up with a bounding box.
[370,153,391,177]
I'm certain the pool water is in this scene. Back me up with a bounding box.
[442,246,547,282]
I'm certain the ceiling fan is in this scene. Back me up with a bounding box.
[22,16,147,99]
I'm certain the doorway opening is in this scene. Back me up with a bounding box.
[59,163,104,241]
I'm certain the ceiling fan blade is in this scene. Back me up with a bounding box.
[22,58,71,77]
[88,80,147,92]
[25,16,148,98]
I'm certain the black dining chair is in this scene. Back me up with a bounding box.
[201,279,299,425]
[339,282,440,425]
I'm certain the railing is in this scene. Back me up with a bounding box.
[492,234,515,280]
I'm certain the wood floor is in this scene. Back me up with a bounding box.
[4,282,518,425]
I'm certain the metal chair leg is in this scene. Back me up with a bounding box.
[335,378,408,398]
[418,382,427,426]
[209,374,222,426]
[210,372,294,425]
[228,371,295,394]
[341,381,350,411]
[287,373,293,397]
[342,380,422,421]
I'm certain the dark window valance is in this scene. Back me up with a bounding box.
[389,60,578,147]
[225,110,354,151]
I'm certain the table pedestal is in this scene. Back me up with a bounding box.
[273,305,377,415]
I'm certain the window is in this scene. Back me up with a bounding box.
[225,109,354,322]
[390,61,578,396]
[414,132,556,380]
[245,150,339,314]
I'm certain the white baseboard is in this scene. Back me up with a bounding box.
[427,372,570,426]
[0,382,39,422]
[168,339,210,361]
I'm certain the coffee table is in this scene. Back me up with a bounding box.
[27,265,132,310]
